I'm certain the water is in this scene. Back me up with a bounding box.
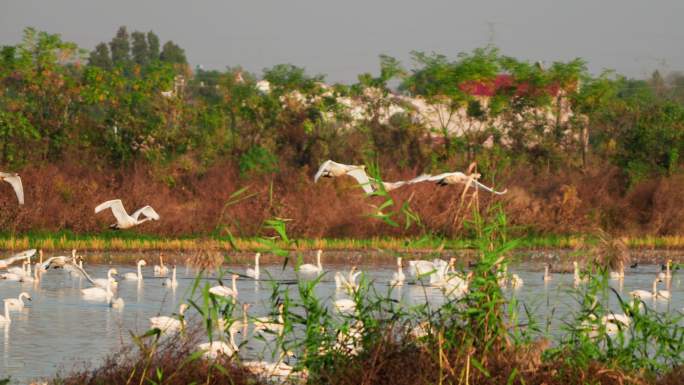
[0,257,682,383]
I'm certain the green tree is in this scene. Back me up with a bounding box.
[147,31,160,61]
[131,31,149,67]
[109,26,130,66]
[159,41,187,65]
[88,42,112,69]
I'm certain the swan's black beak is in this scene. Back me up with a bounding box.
[27,297,32,301]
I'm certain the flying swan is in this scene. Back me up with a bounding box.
[94,199,160,229]
[0,172,24,204]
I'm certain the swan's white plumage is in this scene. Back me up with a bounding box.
[95,199,160,229]
[0,172,24,204]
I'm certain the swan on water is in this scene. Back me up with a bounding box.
[335,266,360,293]
[245,252,261,280]
[510,273,524,289]
[334,298,356,313]
[314,160,375,194]
[4,292,31,311]
[197,328,238,359]
[543,264,552,283]
[93,268,119,289]
[630,276,670,301]
[40,249,80,271]
[218,303,251,335]
[81,271,116,300]
[573,262,588,286]
[0,249,36,269]
[163,265,178,288]
[253,304,285,336]
[150,303,189,334]
[123,260,146,281]
[94,199,160,229]
[389,257,406,286]
[209,274,239,298]
[298,250,323,274]
[153,253,169,276]
[0,172,24,204]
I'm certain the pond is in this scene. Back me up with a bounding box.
[1,251,683,383]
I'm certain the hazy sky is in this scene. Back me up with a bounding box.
[2,0,683,83]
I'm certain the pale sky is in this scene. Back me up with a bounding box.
[2,0,683,83]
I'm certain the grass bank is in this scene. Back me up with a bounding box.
[2,231,684,252]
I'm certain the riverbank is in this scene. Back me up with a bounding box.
[2,232,684,253]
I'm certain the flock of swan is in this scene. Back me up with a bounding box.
[0,164,680,380]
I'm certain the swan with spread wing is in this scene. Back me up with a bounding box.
[94,199,160,229]
[0,172,24,204]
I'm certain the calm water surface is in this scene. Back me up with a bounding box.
[1,257,683,383]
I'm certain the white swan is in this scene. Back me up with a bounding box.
[299,250,323,274]
[245,252,261,280]
[0,172,24,204]
[408,260,436,279]
[93,268,119,289]
[153,253,169,276]
[150,303,189,333]
[0,301,11,324]
[335,266,360,292]
[82,271,116,300]
[40,249,79,271]
[510,273,524,289]
[197,328,238,359]
[313,160,374,194]
[218,303,251,335]
[94,199,160,229]
[389,257,405,286]
[107,292,125,309]
[0,249,36,269]
[4,292,31,311]
[543,264,552,283]
[163,265,178,288]
[406,171,507,195]
[123,260,146,281]
[573,262,587,286]
[630,276,670,300]
[254,304,285,336]
[334,298,356,313]
[209,274,239,298]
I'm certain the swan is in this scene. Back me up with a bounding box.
[40,249,79,270]
[107,292,125,309]
[209,274,239,298]
[543,264,552,283]
[510,273,524,289]
[6,260,29,277]
[245,252,261,280]
[630,276,670,300]
[573,262,587,286]
[197,328,238,359]
[441,271,473,299]
[609,264,625,280]
[244,360,298,379]
[408,260,437,279]
[0,249,36,269]
[313,160,374,194]
[389,258,405,287]
[82,271,116,300]
[4,292,31,311]
[218,303,251,335]
[0,172,24,204]
[254,304,285,336]
[335,266,360,292]
[93,268,119,289]
[406,171,507,195]
[123,260,146,281]
[150,303,189,333]
[163,265,178,288]
[153,253,169,276]
[662,259,673,279]
[94,199,160,229]
[299,250,323,274]
[0,301,11,324]
[334,298,356,313]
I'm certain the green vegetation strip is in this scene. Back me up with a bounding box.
[1,232,684,251]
